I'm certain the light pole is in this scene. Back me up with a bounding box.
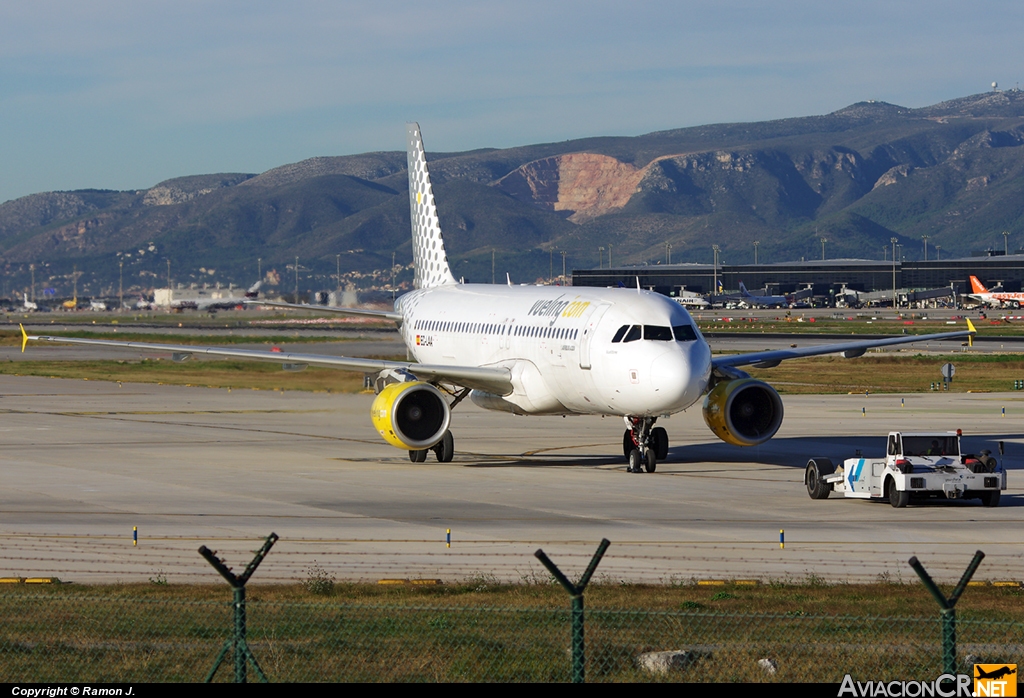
[608,244,613,268]
[1004,231,1010,255]
[665,242,672,265]
[561,251,567,285]
[294,256,299,301]
[258,257,261,282]
[754,241,760,265]
[491,249,496,284]
[712,245,720,298]
[336,254,341,289]
[891,237,898,309]
[935,245,941,261]
[118,259,123,312]
[391,251,396,300]
[598,247,604,270]
[922,235,929,261]
[820,237,827,261]
[30,263,35,302]
[166,259,171,290]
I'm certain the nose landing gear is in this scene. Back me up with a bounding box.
[623,417,668,473]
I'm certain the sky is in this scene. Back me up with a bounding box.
[2,1,1023,204]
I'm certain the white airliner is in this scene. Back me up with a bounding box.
[22,124,975,472]
[673,293,710,309]
[968,275,1024,308]
[737,281,789,309]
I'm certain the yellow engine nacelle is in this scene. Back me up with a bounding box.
[370,381,451,450]
[702,378,784,447]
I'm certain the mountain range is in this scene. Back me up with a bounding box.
[3,90,1024,297]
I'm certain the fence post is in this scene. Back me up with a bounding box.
[908,550,985,675]
[534,539,610,683]
[200,532,278,683]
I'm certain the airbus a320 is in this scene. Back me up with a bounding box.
[23,124,975,472]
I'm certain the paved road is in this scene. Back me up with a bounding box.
[1,375,1020,585]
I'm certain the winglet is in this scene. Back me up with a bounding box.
[19,323,28,353]
[966,317,976,347]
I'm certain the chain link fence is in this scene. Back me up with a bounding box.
[2,594,1021,682]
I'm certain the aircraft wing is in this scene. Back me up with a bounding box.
[244,300,403,322]
[712,325,974,371]
[20,328,512,395]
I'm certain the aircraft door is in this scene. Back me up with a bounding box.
[578,303,611,370]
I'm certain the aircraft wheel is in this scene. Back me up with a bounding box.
[886,479,909,508]
[980,490,1001,507]
[433,430,454,463]
[622,430,634,460]
[644,450,657,473]
[652,427,669,461]
[409,449,428,463]
[627,449,642,473]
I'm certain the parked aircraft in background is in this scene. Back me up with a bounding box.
[968,275,1024,308]
[673,292,710,309]
[737,282,790,308]
[21,293,37,312]
[22,124,976,473]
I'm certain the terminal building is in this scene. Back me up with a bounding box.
[572,254,1024,300]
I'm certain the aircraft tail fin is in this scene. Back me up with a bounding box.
[969,275,988,294]
[739,281,750,296]
[406,123,457,290]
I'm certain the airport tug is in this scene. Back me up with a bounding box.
[805,431,1005,508]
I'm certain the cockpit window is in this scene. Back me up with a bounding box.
[673,324,698,342]
[622,325,642,343]
[611,325,629,343]
[644,325,673,341]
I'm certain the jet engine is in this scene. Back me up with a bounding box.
[702,378,784,447]
[370,381,451,450]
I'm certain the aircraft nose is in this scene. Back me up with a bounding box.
[650,342,710,411]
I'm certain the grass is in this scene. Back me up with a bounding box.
[1,353,1021,394]
[6,579,1023,616]
[695,314,1024,337]
[748,353,1024,394]
[0,358,378,392]
[2,582,1021,682]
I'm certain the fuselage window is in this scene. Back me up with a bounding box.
[673,324,698,341]
[645,325,673,341]
[622,325,642,343]
[611,325,629,343]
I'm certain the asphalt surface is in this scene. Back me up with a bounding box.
[1,375,1021,585]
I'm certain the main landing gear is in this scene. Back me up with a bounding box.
[410,386,468,464]
[623,416,668,473]
[409,429,454,463]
